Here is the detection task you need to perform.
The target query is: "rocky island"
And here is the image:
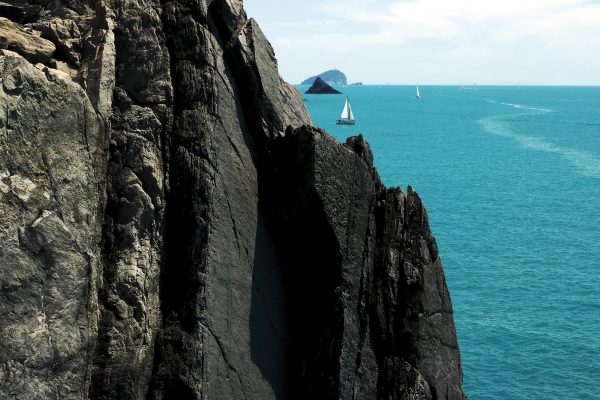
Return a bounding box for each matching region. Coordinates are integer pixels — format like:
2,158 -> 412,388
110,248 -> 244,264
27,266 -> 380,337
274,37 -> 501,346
305,76 -> 342,94
0,1 -> 466,399
302,68 -> 348,86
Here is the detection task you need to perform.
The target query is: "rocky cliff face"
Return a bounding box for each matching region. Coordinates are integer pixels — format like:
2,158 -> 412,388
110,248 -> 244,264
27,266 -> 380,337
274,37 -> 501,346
0,1 -> 466,399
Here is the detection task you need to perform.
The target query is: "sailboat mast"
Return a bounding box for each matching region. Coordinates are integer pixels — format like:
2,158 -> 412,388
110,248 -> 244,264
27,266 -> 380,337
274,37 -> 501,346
346,97 -> 351,120
341,97 -> 349,119
348,98 -> 353,121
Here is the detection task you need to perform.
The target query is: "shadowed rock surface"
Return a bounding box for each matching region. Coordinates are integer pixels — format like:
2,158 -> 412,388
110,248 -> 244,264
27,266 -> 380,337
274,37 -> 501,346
305,76 -> 342,94
0,1 -> 466,399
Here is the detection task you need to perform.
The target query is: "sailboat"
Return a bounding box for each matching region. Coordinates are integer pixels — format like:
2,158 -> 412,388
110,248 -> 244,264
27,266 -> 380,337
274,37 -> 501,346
416,85 -> 421,99
336,97 -> 356,125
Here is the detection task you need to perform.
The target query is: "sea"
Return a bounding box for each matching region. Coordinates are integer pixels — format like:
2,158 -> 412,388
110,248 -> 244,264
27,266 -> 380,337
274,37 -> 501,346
302,85 -> 600,400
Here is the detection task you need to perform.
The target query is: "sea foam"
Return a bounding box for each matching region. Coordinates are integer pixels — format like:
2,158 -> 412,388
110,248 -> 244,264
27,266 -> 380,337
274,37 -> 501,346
487,100 -> 554,113
479,115 -> 600,179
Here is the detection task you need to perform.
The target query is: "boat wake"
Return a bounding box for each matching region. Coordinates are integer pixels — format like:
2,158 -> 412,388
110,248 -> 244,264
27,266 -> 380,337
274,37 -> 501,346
488,100 -> 554,113
479,116 -> 600,179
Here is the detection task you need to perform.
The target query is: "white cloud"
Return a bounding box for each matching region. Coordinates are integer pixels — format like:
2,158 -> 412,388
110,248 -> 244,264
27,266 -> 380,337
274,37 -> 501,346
245,0 -> 600,84
276,0 -> 600,50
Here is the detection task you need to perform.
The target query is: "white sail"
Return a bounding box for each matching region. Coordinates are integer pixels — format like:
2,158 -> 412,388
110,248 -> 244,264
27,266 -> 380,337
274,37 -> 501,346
416,85 -> 421,98
340,98 -> 350,119
337,97 -> 356,124
348,100 -> 355,120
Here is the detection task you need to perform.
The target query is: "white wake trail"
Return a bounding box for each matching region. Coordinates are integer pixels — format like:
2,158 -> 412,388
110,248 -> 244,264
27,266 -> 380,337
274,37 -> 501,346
488,100 -> 554,113
479,116 -> 600,179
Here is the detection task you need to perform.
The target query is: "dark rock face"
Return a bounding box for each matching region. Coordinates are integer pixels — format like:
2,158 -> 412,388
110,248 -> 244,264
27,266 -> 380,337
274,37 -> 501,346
302,68 -> 348,85
0,1 -> 466,400
263,128 -> 465,400
0,3 -> 25,23
305,76 -> 342,94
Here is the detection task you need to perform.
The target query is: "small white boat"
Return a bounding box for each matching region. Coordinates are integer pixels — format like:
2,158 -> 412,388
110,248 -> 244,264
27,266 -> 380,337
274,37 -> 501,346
336,97 -> 356,125
416,85 -> 421,99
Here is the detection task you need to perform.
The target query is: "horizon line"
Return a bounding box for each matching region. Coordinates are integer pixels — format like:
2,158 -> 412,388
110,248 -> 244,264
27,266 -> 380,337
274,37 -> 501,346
294,83 -> 600,87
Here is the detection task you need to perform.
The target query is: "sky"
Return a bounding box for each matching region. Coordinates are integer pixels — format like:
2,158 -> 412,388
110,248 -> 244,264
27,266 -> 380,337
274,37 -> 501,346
243,0 -> 600,85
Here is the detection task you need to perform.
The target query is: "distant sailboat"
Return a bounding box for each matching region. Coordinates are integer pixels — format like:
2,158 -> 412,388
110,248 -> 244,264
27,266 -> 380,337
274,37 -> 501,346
336,97 -> 356,125
416,85 -> 421,99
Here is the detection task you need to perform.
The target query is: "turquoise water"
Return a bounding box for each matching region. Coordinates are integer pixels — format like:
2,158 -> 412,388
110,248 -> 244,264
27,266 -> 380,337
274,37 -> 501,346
302,85 -> 600,400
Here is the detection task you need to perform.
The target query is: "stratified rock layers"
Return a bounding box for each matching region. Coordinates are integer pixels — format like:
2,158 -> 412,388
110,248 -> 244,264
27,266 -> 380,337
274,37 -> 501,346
0,1 -> 466,400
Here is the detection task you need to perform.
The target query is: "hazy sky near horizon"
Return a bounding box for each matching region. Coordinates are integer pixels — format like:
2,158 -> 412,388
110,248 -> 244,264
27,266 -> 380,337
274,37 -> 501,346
243,0 -> 600,85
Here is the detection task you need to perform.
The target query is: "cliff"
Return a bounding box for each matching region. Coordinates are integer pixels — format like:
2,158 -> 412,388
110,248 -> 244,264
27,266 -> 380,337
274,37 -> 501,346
0,1 -> 466,399
305,76 -> 342,94
301,69 -> 348,86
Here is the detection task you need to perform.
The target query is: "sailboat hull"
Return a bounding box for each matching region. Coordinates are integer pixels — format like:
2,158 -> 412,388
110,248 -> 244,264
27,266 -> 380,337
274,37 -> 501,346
336,119 -> 356,125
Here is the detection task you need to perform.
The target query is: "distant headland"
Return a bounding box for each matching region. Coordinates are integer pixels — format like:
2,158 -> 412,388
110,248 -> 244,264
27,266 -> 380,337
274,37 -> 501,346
301,69 -> 348,85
